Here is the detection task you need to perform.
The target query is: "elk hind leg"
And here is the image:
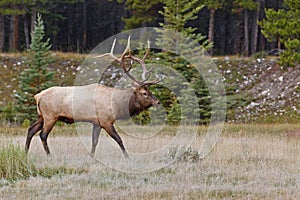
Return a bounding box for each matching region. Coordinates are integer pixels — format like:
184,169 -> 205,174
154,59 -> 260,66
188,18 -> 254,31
39,119 -> 56,155
90,124 -> 101,157
103,124 -> 129,158
25,116 -> 44,153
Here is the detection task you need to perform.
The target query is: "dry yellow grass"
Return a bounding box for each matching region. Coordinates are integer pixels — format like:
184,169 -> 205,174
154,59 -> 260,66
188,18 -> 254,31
0,123 -> 299,199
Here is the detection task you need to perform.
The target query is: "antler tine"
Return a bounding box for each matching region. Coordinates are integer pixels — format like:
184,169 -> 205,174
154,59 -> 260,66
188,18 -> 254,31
141,77 -> 162,87
94,38 -> 118,60
110,38 -> 117,55
142,40 -> 150,60
94,36 -> 141,84
95,36 -> 131,60
121,35 -> 131,60
126,39 -> 153,82
95,36 -> 161,86
128,55 -> 151,81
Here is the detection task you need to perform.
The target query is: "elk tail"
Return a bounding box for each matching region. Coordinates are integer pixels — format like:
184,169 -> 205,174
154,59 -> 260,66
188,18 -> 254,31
34,93 -> 42,116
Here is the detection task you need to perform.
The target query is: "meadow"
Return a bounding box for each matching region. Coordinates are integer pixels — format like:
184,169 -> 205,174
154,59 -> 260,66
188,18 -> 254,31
1,49 -> 299,199
0,123 -> 299,199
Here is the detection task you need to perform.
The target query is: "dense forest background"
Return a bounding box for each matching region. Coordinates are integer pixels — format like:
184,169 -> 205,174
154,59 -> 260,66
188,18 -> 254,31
0,0 -> 284,55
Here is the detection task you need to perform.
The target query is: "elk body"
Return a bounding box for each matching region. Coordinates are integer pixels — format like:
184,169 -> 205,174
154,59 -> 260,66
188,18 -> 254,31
25,37 -> 160,158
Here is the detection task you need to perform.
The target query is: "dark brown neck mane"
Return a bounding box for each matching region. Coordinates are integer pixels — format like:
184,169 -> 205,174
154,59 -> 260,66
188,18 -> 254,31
129,92 -> 146,117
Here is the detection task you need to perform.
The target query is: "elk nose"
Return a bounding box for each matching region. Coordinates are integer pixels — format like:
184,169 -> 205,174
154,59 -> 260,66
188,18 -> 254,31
155,100 -> 160,106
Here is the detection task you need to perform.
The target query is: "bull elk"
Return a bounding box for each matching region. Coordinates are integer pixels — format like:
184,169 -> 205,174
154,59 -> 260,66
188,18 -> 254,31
25,36 -> 160,158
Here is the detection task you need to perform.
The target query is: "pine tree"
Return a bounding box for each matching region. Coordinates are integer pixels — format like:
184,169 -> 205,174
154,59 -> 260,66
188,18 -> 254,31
260,0 -> 300,67
116,0 -> 162,29
156,0 -> 212,54
15,13 -> 55,123
155,0 -> 213,124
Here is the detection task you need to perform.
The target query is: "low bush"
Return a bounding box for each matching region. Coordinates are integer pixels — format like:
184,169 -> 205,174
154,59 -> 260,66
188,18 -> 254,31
166,146 -> 201,163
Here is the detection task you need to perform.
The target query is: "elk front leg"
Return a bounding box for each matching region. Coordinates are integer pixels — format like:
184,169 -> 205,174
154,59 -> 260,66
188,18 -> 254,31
103,124 -> 129,158
90,124 -> 101,157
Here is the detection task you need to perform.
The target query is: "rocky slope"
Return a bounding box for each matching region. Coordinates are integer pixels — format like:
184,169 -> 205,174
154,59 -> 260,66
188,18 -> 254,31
0,53 -> 299,123
217,58 -> 299,122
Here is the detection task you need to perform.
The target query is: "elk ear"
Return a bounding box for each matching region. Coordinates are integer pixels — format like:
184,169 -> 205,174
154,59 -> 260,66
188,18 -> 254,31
131,82 -> 140,90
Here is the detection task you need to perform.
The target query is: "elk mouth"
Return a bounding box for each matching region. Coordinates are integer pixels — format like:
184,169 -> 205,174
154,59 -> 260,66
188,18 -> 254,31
153,100 -> 160,106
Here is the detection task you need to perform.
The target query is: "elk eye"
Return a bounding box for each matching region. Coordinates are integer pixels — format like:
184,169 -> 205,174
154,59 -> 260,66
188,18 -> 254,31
143,92 -> 147,97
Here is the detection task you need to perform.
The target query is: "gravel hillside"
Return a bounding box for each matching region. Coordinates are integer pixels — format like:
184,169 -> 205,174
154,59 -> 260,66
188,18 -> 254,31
0,53 -> 299,123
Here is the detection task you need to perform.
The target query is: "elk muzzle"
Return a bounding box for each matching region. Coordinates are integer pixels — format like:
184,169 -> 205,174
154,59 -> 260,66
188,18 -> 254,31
152,97 -> 160,106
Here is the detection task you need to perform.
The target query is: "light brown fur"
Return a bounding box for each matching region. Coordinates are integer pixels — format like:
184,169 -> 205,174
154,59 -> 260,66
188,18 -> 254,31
25,36 -> 161,158
25,83 -> 159,157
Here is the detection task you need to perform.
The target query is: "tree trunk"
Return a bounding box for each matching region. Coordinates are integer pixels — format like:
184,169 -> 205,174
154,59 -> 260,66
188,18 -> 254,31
234,21 -> 242,55
258,0 -> 266,51
9,15 -> 19,51
82,0 -> 87,52
251,0 -> 261,55
208,8 -> 215,55
67,5 -> 74,51
243,9 -> 249,56
31,12 -> 37,33
24,15 -> 30,49
0,15 -> 4,52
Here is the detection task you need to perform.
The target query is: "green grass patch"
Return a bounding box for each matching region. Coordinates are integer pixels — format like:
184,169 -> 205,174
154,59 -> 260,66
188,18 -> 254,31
0,142 -> 37,181
0,142 -> 87,183
223,123 -> 300,136
37,166 -> 87,179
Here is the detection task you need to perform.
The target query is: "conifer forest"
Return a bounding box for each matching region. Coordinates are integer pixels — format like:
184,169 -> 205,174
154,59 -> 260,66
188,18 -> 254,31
0,0 -> 298,56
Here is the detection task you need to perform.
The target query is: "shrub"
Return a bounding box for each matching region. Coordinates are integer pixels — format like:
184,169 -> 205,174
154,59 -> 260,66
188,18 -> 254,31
253,51 -> 268,59
166,146 -> 201,163
0,102 -> 18,124
21,119 -> 31,128
260,0 -> 300,67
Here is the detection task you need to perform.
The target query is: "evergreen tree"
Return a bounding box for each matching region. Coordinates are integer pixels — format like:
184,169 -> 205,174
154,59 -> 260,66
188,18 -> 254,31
157,0 -> 212,54
116,0 -> 162,29
15,13 -> 55,123
155,0 -> 213,124
260,0 -> 300,67
0,1 -> 26,15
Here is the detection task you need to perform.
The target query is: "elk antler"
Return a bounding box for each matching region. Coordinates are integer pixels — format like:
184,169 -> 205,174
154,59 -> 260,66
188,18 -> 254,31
95,36 -> 160,86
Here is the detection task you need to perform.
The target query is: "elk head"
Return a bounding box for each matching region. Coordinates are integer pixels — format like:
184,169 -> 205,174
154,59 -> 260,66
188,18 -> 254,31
95,36 -> 161,117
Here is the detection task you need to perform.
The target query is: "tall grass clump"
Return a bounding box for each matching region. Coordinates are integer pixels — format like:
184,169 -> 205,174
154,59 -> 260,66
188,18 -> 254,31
0,142 -> 37,181
0,141 -> 87,183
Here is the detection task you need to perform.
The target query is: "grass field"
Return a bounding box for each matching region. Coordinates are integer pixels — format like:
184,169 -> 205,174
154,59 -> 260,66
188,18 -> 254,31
0,123 -> 299,199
